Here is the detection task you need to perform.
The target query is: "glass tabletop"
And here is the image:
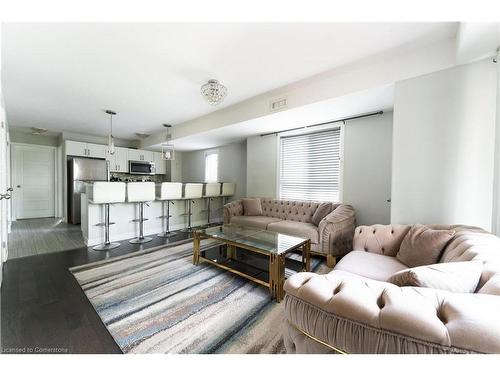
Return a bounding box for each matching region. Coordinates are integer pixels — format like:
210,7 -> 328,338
196,224 -> 308,255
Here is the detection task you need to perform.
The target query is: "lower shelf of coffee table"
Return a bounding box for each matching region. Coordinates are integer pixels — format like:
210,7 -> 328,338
199,245 -> 304,286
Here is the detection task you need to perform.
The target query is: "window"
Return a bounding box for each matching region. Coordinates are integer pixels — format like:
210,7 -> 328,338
279,128 -> 341,202
205,150 -> 218,182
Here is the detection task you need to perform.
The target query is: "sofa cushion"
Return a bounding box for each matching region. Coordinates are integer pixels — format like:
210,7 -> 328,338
260,199 -> 322,223
230,215 -> 282,229
353,224 -> 411,257
397,224 -> 455,267
388,261 -> 483,293
311,203 -> 332,226
334,250 -> 408,281
267,220 -> 319,244
242,198 -> 263,216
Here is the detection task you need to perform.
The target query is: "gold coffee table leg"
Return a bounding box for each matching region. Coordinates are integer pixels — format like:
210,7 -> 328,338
304,240 -> 311,272
193,232 -> 200,265
269,253 -> 285,302
227,244 -> 236,260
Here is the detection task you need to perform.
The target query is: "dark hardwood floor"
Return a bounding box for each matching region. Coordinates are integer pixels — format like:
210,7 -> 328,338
0,230 -> 194,354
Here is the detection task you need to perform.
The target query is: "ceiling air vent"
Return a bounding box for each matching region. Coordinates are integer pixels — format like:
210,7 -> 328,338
269,97 -> 287,112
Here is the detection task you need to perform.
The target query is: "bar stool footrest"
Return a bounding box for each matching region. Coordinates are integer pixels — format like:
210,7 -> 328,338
131,218 -> 149,223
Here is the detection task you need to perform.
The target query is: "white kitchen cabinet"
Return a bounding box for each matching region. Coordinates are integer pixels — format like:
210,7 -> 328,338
106,146 -> 129,173
115,147 -> 129,173
65,140 -> 87,157
154,152 -> 166,175
128,149 -> 153,162
66,140 -> 106,159
86,143 -> 106,158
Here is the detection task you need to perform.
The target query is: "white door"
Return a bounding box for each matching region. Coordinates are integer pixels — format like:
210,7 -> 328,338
13,144 -> 56,219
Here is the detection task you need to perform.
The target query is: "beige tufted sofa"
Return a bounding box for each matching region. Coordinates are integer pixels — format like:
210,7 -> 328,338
283,224 -> 500,354
223,198 -> 356,264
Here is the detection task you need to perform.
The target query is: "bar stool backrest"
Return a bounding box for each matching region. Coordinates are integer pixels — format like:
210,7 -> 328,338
221,182 -> 236,197
157,182 -> 183,200
89,182 -> 126,204
183,183 -> 203,199
204,182 -> 221,197
127,182 -> 156,202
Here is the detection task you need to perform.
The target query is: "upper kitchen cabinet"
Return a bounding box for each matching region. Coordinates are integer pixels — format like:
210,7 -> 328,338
86,143 -> 107,158
128,149 -> 153,162
106,146 -> 129,173
65,140 -> 87,157
154,152 -> 166,175
66,140 -> 106,159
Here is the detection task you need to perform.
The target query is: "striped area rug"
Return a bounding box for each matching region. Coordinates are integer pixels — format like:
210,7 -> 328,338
70,239 -> 327,354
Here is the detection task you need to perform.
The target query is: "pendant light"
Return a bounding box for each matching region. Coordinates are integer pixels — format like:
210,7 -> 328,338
105,110 -> 116,155
161,124 -> 175,160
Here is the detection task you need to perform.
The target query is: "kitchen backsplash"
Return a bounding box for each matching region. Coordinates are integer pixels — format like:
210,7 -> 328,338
110,172 -> 170,183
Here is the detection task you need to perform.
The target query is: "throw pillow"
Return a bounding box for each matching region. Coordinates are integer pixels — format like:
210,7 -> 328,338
388,261 -> 483,293
312,203 -> 333,226
242,198 -> 263,216
396,224 -> 455,267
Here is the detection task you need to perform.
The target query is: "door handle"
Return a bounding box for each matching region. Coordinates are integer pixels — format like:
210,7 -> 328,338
0,193 -> 11,200
7,187 -> 13,192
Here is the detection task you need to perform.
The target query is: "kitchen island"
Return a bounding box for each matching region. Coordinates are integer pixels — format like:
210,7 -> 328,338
80,182 -> 224,246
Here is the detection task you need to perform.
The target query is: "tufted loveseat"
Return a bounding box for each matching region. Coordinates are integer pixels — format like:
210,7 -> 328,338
223,198 -> 356,264
283,224 -> 500,354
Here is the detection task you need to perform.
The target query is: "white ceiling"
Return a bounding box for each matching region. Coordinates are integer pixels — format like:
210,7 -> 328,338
2,23 -> 458,141
169,84 -> 395,151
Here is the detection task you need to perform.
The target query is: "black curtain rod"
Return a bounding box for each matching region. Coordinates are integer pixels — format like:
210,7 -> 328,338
260,110 -> 384,137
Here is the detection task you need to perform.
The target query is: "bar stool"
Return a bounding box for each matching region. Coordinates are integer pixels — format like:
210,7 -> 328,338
221,182 -> 236,205
156,182 -> 183,238
202,182 -> 221,228
90,182 -> 126,251
127,182 -> 155,244
181,183 -> 203,232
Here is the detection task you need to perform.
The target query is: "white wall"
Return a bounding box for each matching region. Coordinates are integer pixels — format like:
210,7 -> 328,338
246,135 -> 279,198
343,112 -> 393,225
391,59 -> 498,230
246,113 -> 394,226
182,141 -> 247,200
9,129 -> 59,147
493,54 -> 500,234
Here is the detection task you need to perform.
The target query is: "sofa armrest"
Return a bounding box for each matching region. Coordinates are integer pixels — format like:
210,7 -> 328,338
223,199 -> 243,224
284,271 -> 500,353
317,204 -> 356,257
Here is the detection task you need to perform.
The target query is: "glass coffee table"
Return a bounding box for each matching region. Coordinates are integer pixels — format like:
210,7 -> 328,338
193,224 -> 311,302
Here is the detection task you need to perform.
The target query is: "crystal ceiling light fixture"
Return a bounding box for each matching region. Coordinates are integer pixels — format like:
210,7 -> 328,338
161,124 -> 175,160
201,79 -> 227,106
105,110 -> 116,155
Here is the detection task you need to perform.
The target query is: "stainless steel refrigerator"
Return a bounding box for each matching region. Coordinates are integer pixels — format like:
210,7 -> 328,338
67,156 -> 108,224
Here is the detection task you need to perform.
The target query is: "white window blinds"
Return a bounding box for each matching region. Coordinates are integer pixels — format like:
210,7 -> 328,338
279,128 -> 341,202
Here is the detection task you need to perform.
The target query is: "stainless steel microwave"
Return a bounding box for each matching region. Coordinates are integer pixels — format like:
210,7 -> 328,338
129,160 -> 156,175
